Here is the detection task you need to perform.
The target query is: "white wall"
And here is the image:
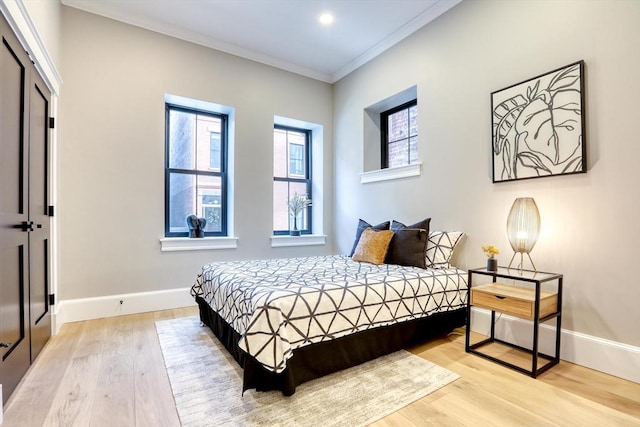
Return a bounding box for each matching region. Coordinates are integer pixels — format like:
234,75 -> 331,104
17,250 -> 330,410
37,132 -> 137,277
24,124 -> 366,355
57,6 -> 334,302
333,0 -> 640,348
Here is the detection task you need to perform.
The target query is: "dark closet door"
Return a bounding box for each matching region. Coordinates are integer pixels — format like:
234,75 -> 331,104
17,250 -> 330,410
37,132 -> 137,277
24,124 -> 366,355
28,72 -> 52,362
0,13 -> 52,403
0,14 -> 33,404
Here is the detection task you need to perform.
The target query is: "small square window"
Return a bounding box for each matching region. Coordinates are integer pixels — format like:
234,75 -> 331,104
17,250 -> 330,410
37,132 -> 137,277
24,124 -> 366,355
381,100 -> 418,169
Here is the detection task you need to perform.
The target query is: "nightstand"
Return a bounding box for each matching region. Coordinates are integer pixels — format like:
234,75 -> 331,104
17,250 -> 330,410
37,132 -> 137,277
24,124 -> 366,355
465,266 -> 563,377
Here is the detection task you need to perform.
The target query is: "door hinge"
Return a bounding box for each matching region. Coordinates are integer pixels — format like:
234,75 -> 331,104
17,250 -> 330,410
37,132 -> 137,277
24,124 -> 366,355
49,294 -> 55,306
49,117 -> 55,129
48,205 -> 55,217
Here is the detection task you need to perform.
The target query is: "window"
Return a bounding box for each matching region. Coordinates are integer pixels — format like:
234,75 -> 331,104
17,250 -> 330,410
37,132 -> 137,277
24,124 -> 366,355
273,125 -> 311,235
381,100 -> 418,168
165,104 -> 228,237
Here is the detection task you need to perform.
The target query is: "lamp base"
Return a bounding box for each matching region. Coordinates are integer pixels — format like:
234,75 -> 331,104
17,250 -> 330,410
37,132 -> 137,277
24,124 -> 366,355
507,252 -> 537,273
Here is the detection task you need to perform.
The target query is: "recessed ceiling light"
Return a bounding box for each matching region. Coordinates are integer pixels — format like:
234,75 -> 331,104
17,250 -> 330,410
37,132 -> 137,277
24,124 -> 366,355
319,13 -> 334,26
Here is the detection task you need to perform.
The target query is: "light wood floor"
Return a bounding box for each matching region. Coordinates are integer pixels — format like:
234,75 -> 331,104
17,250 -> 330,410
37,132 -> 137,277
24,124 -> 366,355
3,307 -> 639,426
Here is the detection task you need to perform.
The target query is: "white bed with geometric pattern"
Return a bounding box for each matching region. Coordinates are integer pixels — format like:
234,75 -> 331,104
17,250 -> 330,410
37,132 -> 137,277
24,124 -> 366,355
191,254 -> 468,395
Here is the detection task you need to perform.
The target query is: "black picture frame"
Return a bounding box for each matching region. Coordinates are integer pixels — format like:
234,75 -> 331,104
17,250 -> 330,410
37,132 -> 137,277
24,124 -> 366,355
491,60 -> 586,183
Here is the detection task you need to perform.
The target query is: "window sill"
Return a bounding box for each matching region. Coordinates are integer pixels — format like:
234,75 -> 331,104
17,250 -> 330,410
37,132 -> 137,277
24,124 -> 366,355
270,234 -> 327,247
159,236 -> 239,252
360,162 -> 422,184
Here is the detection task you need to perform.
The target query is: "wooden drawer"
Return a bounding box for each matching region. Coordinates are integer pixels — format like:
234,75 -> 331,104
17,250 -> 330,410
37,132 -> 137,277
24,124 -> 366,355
471,283 -> 557,320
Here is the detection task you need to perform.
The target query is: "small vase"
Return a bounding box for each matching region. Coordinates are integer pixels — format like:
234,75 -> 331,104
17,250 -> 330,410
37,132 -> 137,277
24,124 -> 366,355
290,214 -> 301,236
487,257 -> 498,272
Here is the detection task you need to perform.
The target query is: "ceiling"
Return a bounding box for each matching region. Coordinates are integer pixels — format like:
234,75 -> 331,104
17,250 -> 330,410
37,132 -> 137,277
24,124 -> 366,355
61,0 -> 461,83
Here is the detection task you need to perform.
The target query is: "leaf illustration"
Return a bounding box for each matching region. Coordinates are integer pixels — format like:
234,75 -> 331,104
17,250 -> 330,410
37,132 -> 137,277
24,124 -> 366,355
526,80 -> 541,101
532,89 -> 552,105
515,89 -> 582,166
548,64 -> 581,92
501,139 -> 513,179
551,89 -> 582,115
493,94 -> 527,154
517,151 -> 552,175
562,155 -> 583,173
559,139 -> 584,173
554,119 -> 576,132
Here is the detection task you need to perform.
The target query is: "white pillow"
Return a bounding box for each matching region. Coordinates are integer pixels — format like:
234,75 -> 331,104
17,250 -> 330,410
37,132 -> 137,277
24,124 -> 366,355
425,231 -> 465,269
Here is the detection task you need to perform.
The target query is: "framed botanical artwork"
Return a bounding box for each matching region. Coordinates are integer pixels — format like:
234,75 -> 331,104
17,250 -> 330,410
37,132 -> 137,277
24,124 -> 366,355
491,60 -> 586,183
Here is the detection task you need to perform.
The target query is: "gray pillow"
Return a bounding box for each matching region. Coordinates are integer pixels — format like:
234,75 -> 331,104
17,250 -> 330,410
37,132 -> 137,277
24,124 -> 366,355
385,218 -> 431,268
349,219 -> 391,257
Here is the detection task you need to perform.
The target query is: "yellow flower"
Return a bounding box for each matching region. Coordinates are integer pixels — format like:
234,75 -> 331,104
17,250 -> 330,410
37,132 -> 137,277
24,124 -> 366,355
482,244 -> 500,258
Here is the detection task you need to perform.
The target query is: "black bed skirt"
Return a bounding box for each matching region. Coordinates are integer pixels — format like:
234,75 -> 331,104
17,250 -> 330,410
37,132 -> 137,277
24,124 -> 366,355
195,296 -> 466,396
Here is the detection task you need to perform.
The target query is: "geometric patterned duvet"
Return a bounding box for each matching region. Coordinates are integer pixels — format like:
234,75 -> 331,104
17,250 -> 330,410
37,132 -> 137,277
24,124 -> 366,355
190,255 -> 468,374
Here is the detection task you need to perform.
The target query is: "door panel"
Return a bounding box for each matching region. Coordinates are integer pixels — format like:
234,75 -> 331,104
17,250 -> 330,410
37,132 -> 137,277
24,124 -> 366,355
29,77 -> 52,361
0,17 -> 32,404
0,37 -> 24,215
0,246 -> 30,405
0,246 -> 27,358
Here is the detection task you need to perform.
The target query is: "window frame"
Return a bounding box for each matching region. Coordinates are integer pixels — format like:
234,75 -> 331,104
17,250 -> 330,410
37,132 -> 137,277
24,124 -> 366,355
164,103 -> 228,237
273,124 -> 312,236
380,99 -> 418,169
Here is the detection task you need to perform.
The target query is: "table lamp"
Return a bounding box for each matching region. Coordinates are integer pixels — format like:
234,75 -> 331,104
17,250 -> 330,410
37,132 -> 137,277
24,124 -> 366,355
506,197 -> 540,272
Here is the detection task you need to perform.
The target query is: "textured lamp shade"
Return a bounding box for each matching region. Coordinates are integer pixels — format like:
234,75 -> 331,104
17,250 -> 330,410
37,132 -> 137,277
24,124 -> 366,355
507,198 -> 540,271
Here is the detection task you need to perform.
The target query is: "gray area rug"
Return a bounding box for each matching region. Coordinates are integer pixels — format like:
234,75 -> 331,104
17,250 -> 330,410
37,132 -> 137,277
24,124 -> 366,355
156,316 -> 459,427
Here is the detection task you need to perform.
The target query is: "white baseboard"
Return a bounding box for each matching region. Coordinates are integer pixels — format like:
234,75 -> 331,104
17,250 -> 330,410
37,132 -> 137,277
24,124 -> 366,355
52,287 -> 197,334
470,308 -> 640,384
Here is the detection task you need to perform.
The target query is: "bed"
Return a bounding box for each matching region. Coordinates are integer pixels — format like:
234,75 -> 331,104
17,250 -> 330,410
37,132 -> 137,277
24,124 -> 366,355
190,253 -> 468,396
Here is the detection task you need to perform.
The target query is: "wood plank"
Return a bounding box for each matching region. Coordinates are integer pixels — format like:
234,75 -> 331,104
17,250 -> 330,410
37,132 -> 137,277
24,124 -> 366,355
41,354 -> 103,426
132,312 -> 181,427
41,319 -> 109,427
371,389 -> 465,427
429,380 -> 551,426
1,322 -> 83,427
89,316 -> 135,427
542,362 -> 640,418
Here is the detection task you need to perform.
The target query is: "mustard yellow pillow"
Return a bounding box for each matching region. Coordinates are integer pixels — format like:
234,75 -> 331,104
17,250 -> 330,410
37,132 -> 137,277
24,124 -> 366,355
352,227 -> 395,265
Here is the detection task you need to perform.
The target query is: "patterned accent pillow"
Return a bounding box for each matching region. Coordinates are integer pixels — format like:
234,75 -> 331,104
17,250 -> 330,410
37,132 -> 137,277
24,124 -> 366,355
352,228 -> 395,265
349,219 -> 391,257
425,231 -> 465,269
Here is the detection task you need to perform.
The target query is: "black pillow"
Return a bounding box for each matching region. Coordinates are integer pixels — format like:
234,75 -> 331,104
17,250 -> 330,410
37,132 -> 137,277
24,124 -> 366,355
349,219 -> 391,257
385,218 -> 431,268
391,218 -> 431,232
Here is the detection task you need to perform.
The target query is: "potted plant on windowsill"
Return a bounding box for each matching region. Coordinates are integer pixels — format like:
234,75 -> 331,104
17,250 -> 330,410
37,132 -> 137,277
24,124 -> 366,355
287,193 -> 311,236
